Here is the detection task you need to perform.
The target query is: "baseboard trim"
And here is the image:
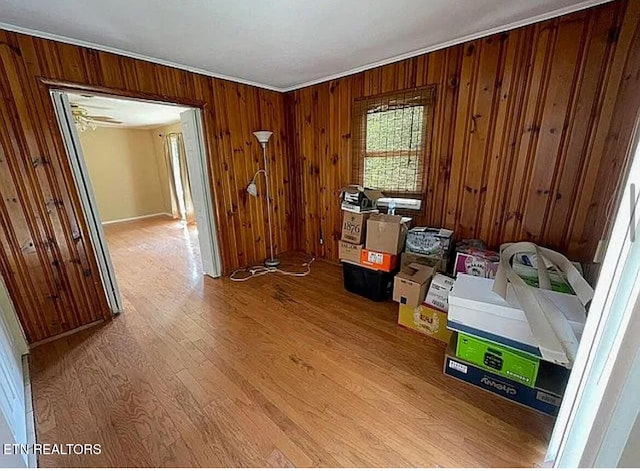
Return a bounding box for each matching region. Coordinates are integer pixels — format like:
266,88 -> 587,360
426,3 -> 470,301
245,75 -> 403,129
22,356 -> 37,468
102,212 -> 173,225
29,319 -> 105,348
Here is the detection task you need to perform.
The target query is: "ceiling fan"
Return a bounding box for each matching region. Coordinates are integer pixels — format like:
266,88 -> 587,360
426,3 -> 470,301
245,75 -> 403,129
70,103 -> 122,132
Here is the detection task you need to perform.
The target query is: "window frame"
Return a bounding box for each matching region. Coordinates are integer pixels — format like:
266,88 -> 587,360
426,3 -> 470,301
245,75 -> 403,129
351,85 -> 436,203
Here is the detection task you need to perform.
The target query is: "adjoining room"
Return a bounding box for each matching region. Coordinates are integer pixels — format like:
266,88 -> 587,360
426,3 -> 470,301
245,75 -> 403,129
63,93 -> 217,313
0,0 -> 638,468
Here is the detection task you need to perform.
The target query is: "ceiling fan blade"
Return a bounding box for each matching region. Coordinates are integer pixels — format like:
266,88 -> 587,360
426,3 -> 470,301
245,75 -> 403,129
70,102 -> 112,111
84,104 -> 112,110
89,116 -> 123,124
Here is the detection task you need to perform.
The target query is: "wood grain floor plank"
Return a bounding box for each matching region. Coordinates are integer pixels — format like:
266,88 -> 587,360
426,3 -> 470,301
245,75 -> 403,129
29,217 -> 554,467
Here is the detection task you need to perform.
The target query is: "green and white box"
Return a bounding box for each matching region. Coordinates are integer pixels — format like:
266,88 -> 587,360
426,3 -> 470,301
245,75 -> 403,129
448,274 -> 587,356
456,332 -> 540,386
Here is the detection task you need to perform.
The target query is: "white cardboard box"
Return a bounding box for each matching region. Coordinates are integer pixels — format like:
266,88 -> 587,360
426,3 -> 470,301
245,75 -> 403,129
448,274 -> 586,356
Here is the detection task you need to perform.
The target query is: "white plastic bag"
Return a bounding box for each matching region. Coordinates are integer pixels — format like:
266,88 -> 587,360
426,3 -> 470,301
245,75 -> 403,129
493,242 -> 594,367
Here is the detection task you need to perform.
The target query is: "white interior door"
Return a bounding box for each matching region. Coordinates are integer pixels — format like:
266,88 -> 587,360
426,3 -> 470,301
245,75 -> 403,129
548,116 -> 640,467
180,109 -> 222,278
0,276 -> 29,467
51,91 -> 123,314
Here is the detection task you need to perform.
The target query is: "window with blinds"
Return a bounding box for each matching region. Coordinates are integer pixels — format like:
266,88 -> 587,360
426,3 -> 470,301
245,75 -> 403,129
352,86 -> 435,201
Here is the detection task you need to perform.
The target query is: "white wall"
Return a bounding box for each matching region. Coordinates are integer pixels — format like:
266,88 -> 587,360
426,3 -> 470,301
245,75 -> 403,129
79,127 -> 171,222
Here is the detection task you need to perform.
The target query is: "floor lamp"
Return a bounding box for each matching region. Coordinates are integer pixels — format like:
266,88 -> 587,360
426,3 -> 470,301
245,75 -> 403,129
248,131 -> 280,268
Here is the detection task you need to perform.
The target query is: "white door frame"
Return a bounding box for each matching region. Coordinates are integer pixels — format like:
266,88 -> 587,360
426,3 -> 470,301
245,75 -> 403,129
0,275 -> 29,467
547,115 -> 640,467
51,90 -> 222,315
51,90 -> 123,314
180,109 -> 222,278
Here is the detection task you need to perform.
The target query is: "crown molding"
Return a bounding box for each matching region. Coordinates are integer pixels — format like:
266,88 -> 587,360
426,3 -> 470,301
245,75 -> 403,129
282,0 -> 613,91
0,0 -> 613,93
0,21 -> 285,92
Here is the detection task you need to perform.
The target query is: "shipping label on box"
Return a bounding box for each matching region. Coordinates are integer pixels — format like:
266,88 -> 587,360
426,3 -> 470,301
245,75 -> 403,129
360,249 -> 398,272
341,210 -> 376,244
338,241 -> 363,265
424,273 -> 455,312
398,303 -> 451,344
425,291 -> 448,312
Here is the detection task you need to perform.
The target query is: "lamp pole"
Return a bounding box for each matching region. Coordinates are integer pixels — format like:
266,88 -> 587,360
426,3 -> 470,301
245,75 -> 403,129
253,131 -> 280,268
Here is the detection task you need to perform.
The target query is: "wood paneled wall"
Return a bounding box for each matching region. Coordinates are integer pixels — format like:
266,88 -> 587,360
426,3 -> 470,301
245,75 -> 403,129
286,0 -> 640,264
2,0 -> 639,344
0,31 -> 292,343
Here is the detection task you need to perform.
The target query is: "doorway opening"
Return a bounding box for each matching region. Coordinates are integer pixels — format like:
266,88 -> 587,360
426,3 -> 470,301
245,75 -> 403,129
51,90 -> 222,316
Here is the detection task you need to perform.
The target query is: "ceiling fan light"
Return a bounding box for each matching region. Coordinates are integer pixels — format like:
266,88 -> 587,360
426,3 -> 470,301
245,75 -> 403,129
71,105 -> 98,132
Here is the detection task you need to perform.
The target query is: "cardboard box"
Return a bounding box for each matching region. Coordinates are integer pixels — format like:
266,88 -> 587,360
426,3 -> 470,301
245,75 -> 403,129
366,214 -> 411,254
400,252 -> 445,272
405,227 -> 454,257
341,210 -> 377,244
444,335 -> 568,417
360,248 -> 398,272
456,332 -> 540,386
338,241 -> 363,265
398,303 -> 452,344
339,185 -> 385,213
448,274 -> 587,356
424,273 -> 455,312
453,250 -> 500,279
511,254 -> 575,294
393,263 -> 435,307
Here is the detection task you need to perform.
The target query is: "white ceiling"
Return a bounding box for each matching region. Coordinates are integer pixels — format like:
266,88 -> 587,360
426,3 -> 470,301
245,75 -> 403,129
68,93 -> 189,129
0,0 -> 610,91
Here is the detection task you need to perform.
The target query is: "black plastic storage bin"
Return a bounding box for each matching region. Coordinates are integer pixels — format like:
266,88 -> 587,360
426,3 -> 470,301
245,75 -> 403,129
342,262 -> 395,302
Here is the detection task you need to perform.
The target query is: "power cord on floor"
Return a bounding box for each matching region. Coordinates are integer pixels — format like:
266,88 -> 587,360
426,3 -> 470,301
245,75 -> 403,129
229,257 -> 315,282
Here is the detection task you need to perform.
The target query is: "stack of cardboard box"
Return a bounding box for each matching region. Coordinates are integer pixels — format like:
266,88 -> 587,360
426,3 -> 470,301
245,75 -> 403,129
338,185 -> 382,266
392,227 -> 456,344
338,186 -> 412,301
393,263 -> 453,343
337,189 -> 582,417
338,210 -> 375,265
360,213 -> 410,271
442,240 -> 585,416
383,229 -> 583,416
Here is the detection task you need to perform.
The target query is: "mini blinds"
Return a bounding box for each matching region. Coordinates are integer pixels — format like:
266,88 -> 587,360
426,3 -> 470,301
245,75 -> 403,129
352,86 -> 435,198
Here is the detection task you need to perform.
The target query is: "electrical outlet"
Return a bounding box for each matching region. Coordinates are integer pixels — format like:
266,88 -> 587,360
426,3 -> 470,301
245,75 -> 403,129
319,237 -> 324,245
593,239 -> 607,264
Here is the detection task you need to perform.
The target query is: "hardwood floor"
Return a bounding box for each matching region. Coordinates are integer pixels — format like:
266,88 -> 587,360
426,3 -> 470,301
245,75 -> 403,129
30,216 -> 554,467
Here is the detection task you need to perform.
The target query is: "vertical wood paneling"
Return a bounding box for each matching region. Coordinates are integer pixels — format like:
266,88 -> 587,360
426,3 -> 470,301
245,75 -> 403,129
567,0 -> 640,257
0,30 -> 292,344
287,0 -> 639,264
1,0 -> 638,346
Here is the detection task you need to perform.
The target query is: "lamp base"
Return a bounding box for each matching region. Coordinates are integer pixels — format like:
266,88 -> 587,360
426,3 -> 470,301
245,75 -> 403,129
264,258 -> 281,268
